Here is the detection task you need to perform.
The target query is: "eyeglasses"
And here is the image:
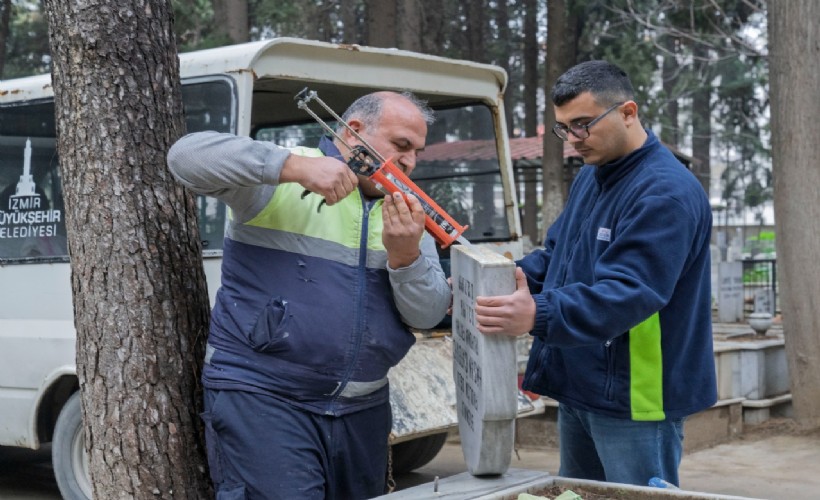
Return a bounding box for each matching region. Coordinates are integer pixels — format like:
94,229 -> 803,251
552,102 -> 624,141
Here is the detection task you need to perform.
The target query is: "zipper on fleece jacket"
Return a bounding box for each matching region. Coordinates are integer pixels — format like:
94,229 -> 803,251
604,339 -> 616,401
327,192 -> 373,415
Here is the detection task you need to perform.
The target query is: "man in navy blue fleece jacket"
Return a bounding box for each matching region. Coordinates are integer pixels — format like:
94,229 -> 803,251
474,61 -> 716,488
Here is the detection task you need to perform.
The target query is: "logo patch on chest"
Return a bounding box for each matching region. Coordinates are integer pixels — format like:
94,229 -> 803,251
596,227 -> 611,242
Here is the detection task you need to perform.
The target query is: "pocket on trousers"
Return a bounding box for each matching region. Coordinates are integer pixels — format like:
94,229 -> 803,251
249,297 -> 291,353
216,484 -> 247,500
200,410 -> 224,486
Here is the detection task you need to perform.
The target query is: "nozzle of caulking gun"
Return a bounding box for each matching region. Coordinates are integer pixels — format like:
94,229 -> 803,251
455,235 -> 473,248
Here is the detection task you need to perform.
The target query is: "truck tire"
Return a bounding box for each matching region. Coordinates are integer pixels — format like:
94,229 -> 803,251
390,432 -> 448,474
52,392 -> 92,500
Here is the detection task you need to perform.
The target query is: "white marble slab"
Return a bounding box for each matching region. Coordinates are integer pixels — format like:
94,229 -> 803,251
451,244 -> 518,476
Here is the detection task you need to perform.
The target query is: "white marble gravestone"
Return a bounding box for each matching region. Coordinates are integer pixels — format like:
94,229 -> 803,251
717,261 -> 744,323
451,244 -> 518,476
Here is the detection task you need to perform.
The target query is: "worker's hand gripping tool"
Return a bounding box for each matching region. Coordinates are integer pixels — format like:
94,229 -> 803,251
295,88 -> 469,248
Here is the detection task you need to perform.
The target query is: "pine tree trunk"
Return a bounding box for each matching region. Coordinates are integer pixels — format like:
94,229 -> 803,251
0,0 -> 11,78
366,0 -> 397,48
397,0 -> 422,51
541,0 -> 572,239
43,1 -> 212,497
691,42 -> 711,194
420,0 -> 448,56
521,0 -> 539,244
768,0 -> 820,430
214,0 -> 249,44
495,0 -> 514,134
660,35 -> 679,147
339,0 -> 364,44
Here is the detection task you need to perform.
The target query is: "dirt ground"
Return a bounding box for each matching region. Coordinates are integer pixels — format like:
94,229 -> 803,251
395,418 -> 820,500
679,419 -> 820,499
3,419 -> 818,499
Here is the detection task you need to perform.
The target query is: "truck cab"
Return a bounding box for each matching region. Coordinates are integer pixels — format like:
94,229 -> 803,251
0,38 -> 540,499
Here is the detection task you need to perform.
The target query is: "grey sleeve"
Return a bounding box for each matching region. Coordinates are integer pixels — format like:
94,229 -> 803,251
167,131 -> 291,222
388,233 -> 452,329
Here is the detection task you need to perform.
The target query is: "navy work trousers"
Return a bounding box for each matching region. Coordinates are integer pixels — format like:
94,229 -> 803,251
202,388 -> 391,499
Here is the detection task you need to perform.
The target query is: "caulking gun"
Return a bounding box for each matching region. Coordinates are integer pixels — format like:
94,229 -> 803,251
295,88 -> 471,248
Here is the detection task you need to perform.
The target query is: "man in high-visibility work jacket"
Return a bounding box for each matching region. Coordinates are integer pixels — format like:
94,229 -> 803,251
168,91 -> 450,499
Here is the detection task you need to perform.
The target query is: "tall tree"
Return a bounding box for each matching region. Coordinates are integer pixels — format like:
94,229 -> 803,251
541,0 -> 573,236
659,33 -> 680,147
608,0 -> 767,200
43,1 -> 212,497
495,0 -> 514,133
768,0 -> 820,430
366,0 -> 397,47
0,0 -> 10,77
690,41 -> 712,194
520,0 -> 539,243
420,0 -> 448,55
397,0 -> 422,51
464,0 -> 486,62
214,0 -> 249,43
339,0 -> 366,44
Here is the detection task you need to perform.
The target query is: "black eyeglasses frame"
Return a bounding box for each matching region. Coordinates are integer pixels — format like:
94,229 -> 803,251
551,101 -> 625,141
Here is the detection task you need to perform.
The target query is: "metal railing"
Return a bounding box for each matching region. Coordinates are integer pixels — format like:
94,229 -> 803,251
741,259 -> 777,315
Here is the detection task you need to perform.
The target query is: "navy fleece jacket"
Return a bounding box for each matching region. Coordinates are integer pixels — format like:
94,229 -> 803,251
521,130 -> 717,420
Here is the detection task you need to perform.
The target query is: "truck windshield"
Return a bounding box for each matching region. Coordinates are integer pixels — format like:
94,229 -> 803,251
254,103 -> 511,243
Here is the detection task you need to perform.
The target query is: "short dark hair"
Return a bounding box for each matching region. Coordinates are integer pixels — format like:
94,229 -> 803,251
338,91 -> 435,132
551,60 -> 635,107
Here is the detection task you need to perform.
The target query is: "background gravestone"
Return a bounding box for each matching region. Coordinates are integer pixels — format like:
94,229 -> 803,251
717,261 -> 744,323
451,244 -> 518,476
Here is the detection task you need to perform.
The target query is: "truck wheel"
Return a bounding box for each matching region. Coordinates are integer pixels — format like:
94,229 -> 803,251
52,392 -> 92,500
390,432 -> 448,474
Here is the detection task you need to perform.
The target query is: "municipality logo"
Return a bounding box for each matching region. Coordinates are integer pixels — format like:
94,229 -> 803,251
0,138 -> 63,239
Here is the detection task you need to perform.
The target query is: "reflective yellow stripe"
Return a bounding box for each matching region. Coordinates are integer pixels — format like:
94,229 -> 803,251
243,147 -> 385,251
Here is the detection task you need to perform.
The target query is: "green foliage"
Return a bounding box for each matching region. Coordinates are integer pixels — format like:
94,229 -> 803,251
743,232 -> 776,261
172,0 -> 230,52
2,1 -> 49,79
0,0 -> 773,223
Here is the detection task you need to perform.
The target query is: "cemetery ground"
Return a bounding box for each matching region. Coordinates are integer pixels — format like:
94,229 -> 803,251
1,417 -> 819,499
394,418 -> 820,500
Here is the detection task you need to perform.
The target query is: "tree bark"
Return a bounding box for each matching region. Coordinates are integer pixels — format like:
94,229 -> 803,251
420,0 -> 447,56
768,0 -> 820,430
213,0 -> 249,44
397,0 -> 422,51
660,34 -> 679,147
366,0 -> 397,48
463,0 -> 486,62
0,0 -> 10,78
691,41 -> 711,194
339,0 -> 364,44
541,0 -> 572,239
495,0 -> 514,134
43,1 -> 212,497
521,0 -> 539,244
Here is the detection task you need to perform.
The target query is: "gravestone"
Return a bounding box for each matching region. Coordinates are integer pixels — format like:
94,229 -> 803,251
451,244 -> 518,476
753,289 -> 775,315
717,261 -> 744,323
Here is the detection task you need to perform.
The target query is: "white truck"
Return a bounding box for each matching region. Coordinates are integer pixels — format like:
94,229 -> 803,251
0,38 -> 541,499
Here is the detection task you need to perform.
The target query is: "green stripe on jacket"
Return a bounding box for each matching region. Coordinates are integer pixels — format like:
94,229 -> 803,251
629,312 -> 666,421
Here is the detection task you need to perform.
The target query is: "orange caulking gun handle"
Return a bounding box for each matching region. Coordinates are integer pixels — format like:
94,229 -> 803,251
370,158 -> 468,248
